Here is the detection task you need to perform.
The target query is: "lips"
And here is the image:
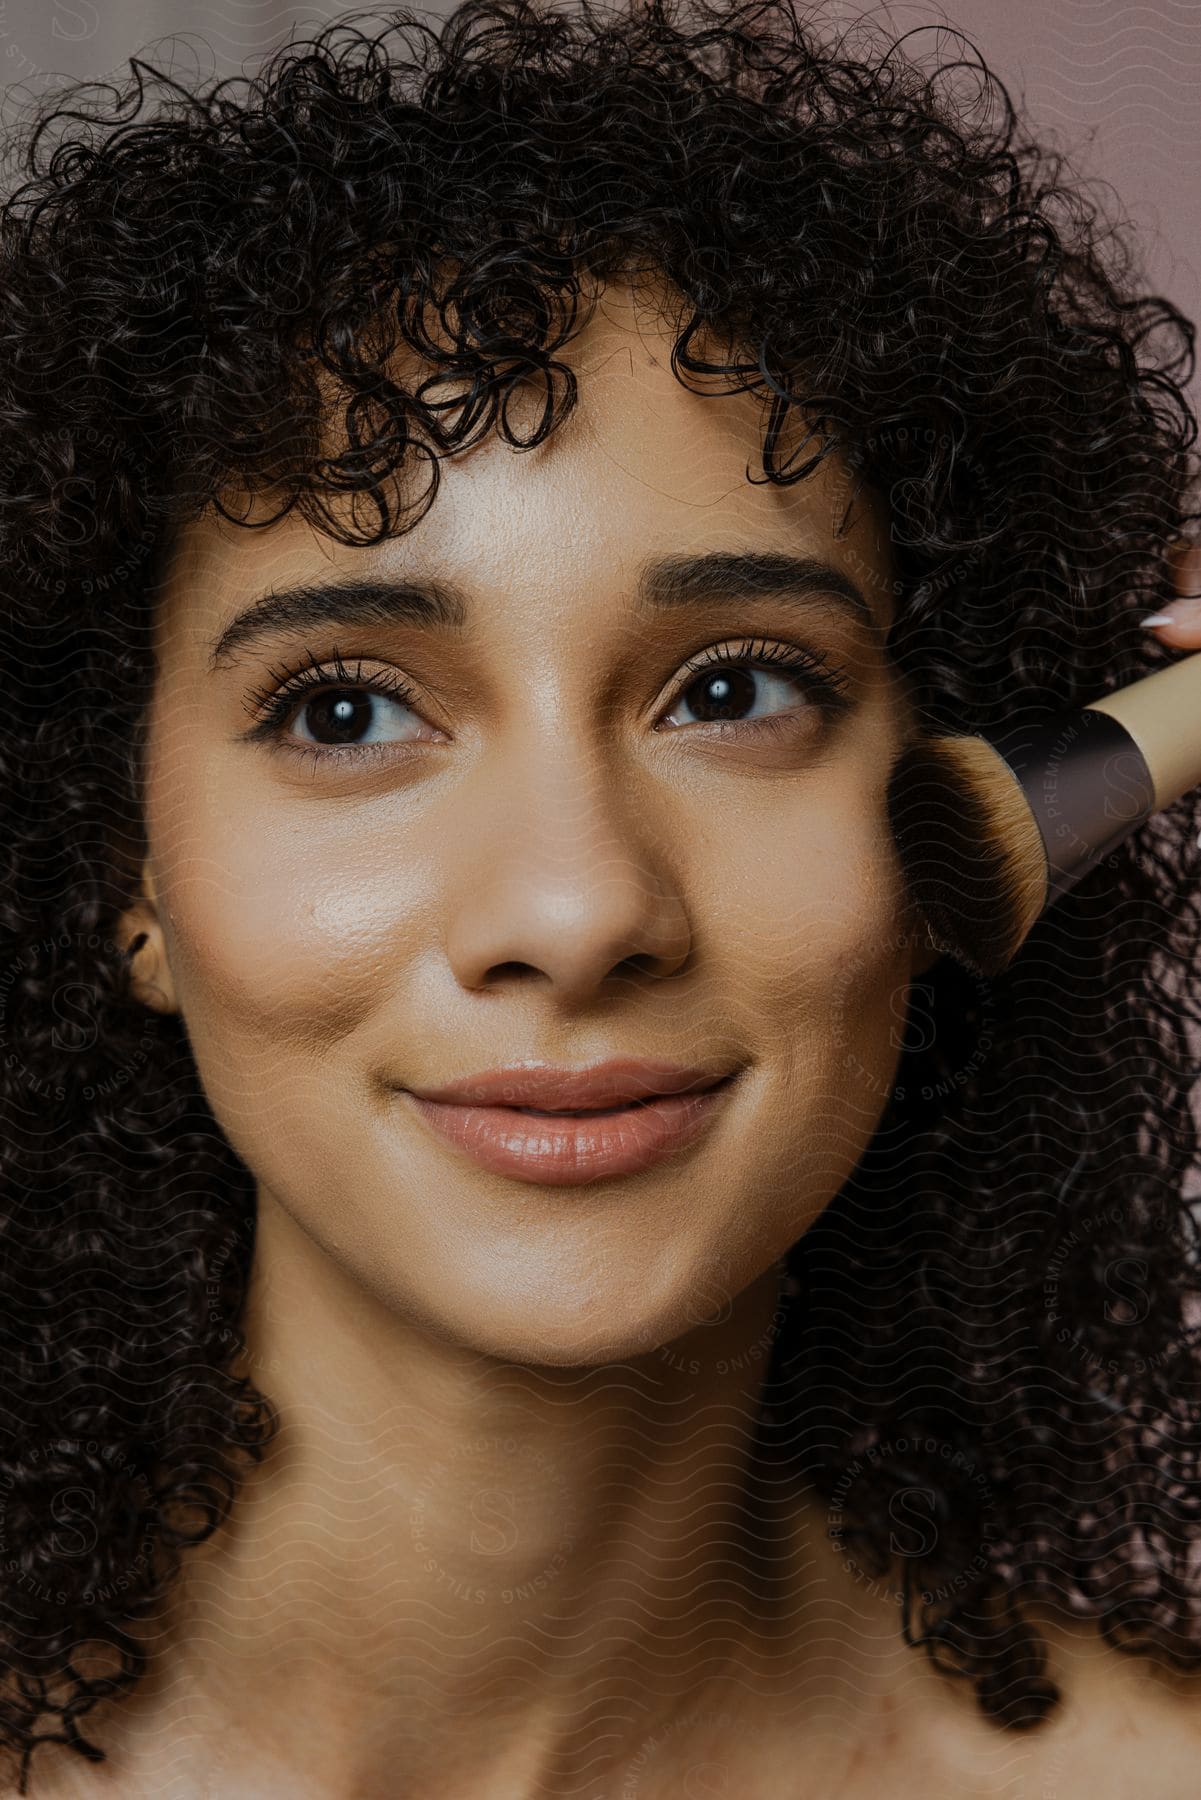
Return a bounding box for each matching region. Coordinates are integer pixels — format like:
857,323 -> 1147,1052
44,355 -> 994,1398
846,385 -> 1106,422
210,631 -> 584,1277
407,1058 -> 735,1113
402,1073 -> 739,1187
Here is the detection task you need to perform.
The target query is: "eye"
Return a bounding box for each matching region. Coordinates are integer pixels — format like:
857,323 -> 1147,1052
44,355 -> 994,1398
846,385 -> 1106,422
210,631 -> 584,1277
241,649 -> 440,760
658,638 -> 852,734
289,686 -> 422,748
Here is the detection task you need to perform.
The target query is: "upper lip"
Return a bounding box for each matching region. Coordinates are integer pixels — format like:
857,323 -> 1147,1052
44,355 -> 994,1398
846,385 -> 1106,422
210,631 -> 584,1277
408,1059 -> 736,1111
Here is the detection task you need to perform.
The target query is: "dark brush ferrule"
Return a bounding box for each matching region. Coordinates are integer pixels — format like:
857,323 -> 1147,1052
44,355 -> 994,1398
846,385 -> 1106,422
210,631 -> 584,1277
984,706 -> 1156,909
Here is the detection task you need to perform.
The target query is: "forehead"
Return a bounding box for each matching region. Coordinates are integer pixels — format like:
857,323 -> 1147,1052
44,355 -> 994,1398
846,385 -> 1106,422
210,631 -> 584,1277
159,284 -> 895,636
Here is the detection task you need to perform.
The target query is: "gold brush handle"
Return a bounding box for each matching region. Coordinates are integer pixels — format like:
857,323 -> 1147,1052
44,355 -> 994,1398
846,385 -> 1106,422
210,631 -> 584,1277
1085,649 -> 1201,811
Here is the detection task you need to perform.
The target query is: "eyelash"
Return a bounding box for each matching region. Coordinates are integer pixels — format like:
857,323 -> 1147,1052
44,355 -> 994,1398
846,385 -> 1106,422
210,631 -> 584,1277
240,638 -> 854,769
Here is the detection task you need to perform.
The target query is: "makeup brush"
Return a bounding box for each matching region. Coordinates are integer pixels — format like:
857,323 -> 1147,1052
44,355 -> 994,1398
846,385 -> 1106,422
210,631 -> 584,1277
886,650 -> 1201,977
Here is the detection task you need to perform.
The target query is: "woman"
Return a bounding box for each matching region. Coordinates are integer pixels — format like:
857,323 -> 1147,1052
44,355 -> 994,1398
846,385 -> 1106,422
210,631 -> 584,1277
1,0 -> 1200,1791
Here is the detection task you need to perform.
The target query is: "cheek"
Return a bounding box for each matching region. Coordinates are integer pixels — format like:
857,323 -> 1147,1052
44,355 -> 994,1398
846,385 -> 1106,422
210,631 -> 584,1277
714,757 -> 909,1036
707,754 -> 913,1180
145,749 -> 432,1064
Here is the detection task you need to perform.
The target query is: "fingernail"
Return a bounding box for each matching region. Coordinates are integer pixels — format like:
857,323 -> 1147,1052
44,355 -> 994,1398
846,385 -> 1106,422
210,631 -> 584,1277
1141,595 -> 1201,626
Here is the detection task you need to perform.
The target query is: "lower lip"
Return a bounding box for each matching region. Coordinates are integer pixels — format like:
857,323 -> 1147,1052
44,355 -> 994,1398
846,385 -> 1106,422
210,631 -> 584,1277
404,1079 -> 737,1186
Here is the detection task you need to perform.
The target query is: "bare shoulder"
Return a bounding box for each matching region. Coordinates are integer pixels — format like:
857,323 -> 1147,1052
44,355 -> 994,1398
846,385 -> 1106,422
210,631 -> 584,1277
738,1552 -> 1201,1800
1004,1602 -> 1201,1797
0,1743 -> 133,1800
740,1486 -> 1201,1800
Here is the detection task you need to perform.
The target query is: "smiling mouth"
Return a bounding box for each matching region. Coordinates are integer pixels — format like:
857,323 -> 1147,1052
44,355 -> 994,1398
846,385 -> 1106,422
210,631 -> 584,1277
403,1073 -> 739,1186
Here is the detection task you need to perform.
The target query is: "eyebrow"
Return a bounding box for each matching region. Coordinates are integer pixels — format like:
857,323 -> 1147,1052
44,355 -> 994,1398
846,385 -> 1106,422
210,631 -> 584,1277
207,549 -> 877,671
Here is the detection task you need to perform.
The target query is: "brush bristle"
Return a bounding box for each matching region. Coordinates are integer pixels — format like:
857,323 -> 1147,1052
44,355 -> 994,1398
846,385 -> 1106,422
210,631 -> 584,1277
886,734 -> 1049,977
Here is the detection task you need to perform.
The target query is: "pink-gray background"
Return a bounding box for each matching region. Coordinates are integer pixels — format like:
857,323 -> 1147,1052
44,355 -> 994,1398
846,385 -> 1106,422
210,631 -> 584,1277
1,0 -> 1197,413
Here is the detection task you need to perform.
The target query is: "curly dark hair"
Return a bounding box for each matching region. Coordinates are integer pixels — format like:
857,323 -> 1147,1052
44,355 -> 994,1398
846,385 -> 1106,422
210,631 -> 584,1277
0,0 -> 1198,1787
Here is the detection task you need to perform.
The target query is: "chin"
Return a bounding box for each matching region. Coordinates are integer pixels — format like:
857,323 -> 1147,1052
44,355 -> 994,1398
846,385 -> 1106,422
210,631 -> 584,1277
425,1270 -> 725,1370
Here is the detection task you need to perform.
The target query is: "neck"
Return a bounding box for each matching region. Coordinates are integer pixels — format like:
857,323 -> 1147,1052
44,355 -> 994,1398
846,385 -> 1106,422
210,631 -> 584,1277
119,1193 -> 854,1795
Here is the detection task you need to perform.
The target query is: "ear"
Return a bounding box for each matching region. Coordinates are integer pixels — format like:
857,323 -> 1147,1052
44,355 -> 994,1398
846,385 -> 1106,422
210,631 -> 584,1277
114,861 -> 179,1014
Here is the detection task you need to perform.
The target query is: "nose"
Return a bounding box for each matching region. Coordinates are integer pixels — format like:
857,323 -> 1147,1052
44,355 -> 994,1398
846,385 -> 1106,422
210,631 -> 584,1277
442,738 -> 692,1000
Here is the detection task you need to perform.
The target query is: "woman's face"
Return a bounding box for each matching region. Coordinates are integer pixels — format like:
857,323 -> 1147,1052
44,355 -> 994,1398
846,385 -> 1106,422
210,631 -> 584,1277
127,285 -> 922,1365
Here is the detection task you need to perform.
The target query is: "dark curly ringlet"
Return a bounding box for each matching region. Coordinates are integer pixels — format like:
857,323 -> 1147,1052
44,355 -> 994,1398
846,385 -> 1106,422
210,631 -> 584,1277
0,0 -> 1198,1786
